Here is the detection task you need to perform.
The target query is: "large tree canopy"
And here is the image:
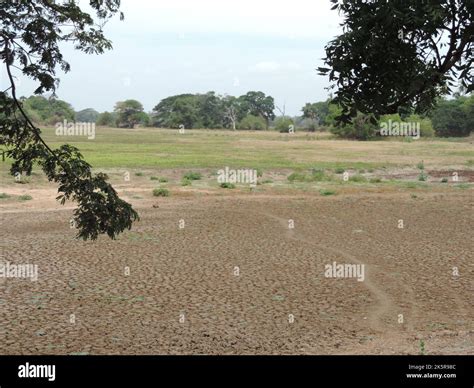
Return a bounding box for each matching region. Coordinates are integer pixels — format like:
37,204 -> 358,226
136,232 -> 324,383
319,0 -> 473,123
0,0 -> 139,240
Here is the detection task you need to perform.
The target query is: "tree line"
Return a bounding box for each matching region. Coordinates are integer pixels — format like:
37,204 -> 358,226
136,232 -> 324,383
21,92 -> 474,138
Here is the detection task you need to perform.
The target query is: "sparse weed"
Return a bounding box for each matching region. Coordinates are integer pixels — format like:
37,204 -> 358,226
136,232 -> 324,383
152,188 -> 169,197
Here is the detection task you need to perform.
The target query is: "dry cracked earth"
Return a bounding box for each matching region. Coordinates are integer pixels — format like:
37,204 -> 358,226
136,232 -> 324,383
0,192 -> 473,354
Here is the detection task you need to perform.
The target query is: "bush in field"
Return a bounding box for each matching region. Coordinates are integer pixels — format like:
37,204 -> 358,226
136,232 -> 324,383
152,188 -> 169,197
274,117 -> 294,133
379,113 -> 434,138
238,115 -> 266,130
331,113 -> 378,140
183,171 -> 202,180
220,182 -> 236,189
319,189 -> 336,196
431,97 -> 473,137
406,114 -> 434,137
288,169 -> 330,182
349,174 -> 367,183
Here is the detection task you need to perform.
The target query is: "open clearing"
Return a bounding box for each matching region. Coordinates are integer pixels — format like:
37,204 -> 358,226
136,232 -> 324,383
0,129 -> 473,354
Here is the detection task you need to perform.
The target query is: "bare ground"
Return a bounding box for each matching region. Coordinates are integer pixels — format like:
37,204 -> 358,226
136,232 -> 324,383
0,186 -> 472,355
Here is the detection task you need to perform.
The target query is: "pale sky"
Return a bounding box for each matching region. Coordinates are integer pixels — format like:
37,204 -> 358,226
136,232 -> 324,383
2,0 -> 343,115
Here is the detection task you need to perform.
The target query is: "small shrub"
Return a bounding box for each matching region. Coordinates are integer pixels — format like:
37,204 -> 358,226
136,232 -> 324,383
238,115 -> 266,130
349,174 -> 367,183
135,172 -> 144,176
334,167 -> 345,174
369,178 -> 382,183
152,188 -> 169,197
319,189 -> 336,196
181,179 -> 191,186
418,172 -> 428,182
18,194 -> 32,201
441,178 -> 448,183
262,179 -> 273,184
416,161 -> 425,170
150,176 -> 159,181
159,177 -> 168,183
183,171 -> 202,181
220,182 -> 236,189
256,168 -> 263,177
312,170 -> 330,182
288,172 -> 307,182
0,193 -> 11,199
330,113 -> 378,140
274,117 -> 294,133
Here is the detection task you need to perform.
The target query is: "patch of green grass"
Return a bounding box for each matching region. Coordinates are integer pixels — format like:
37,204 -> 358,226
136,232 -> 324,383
405,181 -> 428,189
220,182 -> 236,189
152,188 -> 169,197
441,177 -> 448,183
181,178 -> 192,186
455,183 -> 470,190
334,167 -> 345,174
158,177 -> 168,183
369,177 -> 382,183
261,179 -> 273,184
150,176 -> 159,181
416,161 -> 425,170
319,189 -> 336,196
183,171 -> 202,181
288,169 -> 330,183
18,194 -> 32,201
135,172 -> 144,176
349,174 -> 367,183
0,193 -> 11,199
288,172 -> 307,182
466,160 -> 474,166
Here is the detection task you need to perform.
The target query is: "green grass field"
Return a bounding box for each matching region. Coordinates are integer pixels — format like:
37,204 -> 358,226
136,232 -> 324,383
25,126 -> 474,171
1,127 -> 473,198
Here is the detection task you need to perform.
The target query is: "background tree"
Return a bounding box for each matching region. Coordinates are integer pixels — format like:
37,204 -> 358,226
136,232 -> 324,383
76,108 -> 100,123
152,94 -> 199,129
240,91 -> 275,130
319,0 -> 473,123
96,111 -> 116,126
198,92 -> 224,129
222,95 -> 241,130
114,99 -> 145,128
301,101 -> 331,130
21,95 -> 75,125
0,0 -> 138,240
